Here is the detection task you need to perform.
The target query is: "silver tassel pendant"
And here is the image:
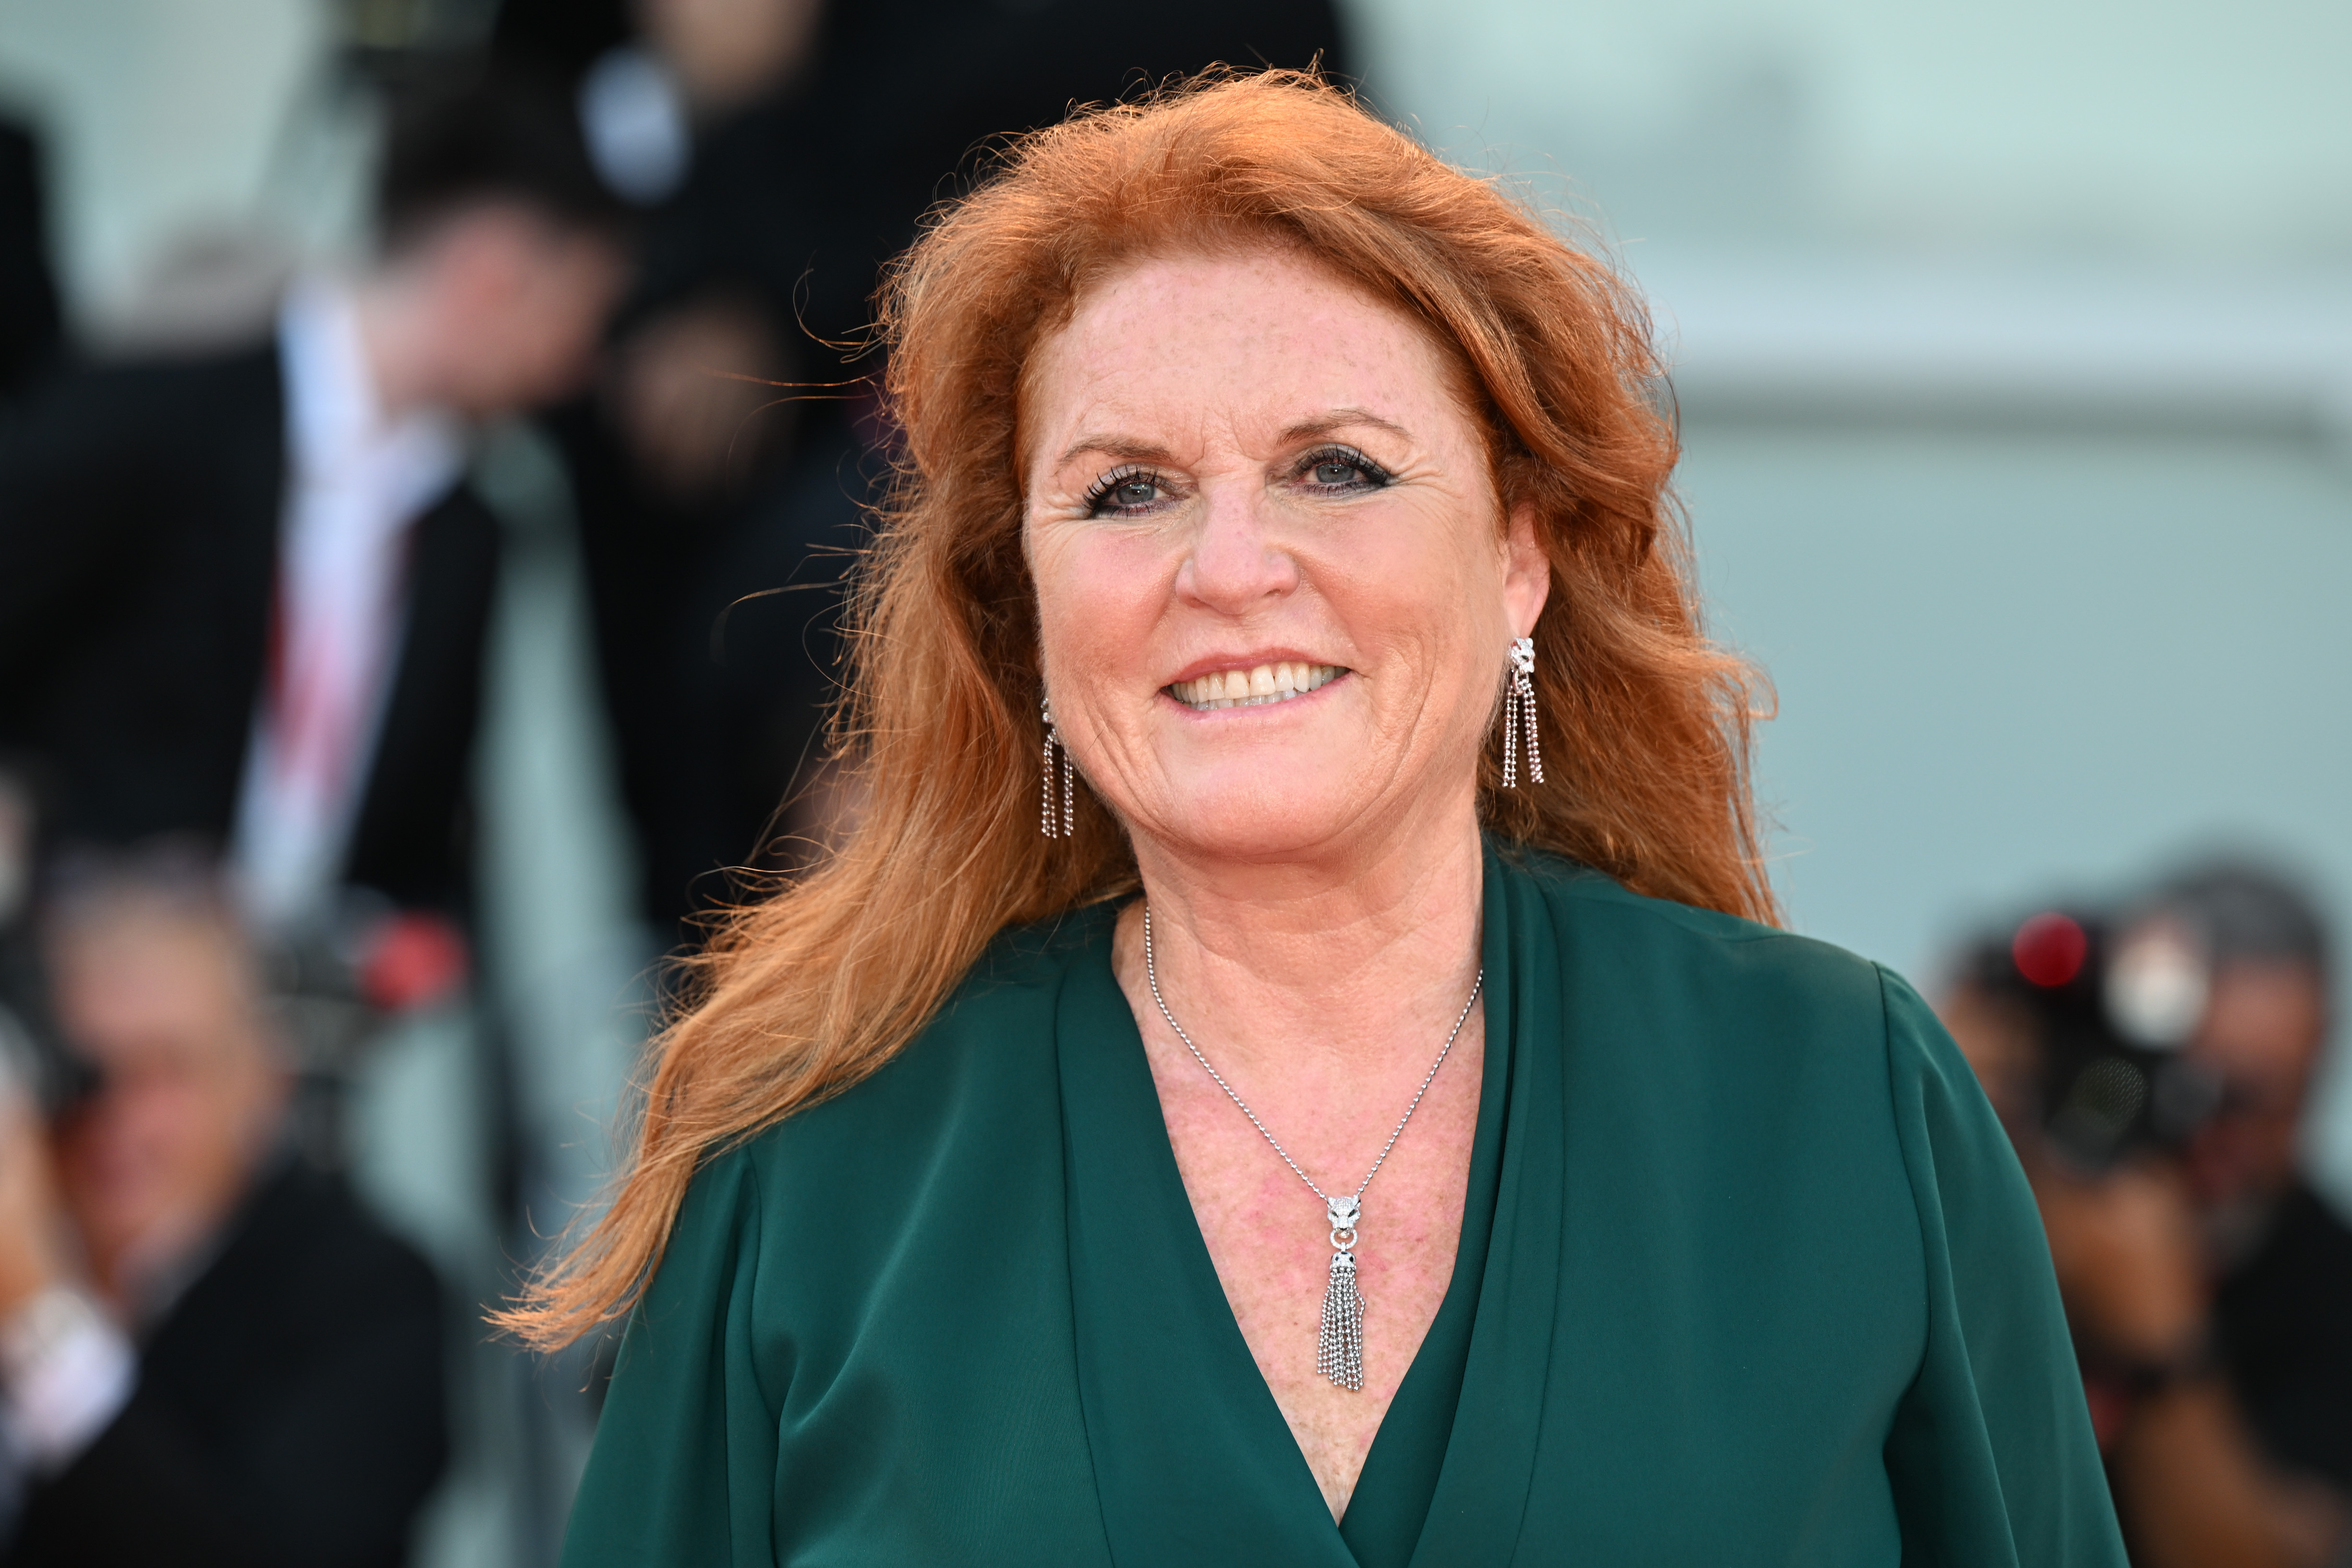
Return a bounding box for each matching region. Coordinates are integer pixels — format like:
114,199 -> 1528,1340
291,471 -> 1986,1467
1318,1194 -> 1365,1390
1318,1250 -> 1365,1390
1501,635 -> 1544,788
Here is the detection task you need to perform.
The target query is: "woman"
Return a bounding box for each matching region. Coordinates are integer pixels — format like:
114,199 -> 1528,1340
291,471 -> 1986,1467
522,72 -> 2124,1566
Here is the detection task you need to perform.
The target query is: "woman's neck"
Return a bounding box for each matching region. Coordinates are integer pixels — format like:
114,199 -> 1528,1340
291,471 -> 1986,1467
1123,805 -> 1486,1080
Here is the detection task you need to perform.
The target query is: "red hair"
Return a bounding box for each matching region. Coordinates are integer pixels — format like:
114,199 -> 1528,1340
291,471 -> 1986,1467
503,69 -> 1774,1349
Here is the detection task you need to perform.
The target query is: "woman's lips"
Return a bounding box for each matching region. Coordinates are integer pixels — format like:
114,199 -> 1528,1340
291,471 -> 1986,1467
1166,661 -> 1346,711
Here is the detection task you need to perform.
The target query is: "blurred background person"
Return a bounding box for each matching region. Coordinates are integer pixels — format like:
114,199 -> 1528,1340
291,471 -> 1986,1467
491,0 -> 1352,934
0,860 -> 445,1566
1941,861 -> 2350,1567
0,73 -> 624,957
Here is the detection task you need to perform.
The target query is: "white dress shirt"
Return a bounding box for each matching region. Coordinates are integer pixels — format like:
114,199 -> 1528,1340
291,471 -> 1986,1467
230,279 -> 464,933
0,1286 -> 135,1526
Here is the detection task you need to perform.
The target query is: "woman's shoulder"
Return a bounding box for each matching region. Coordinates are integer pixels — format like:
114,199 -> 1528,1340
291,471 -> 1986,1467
1497,844 -> 1986,1138
1498,844 -> 1890,1013
644,902 -> 1118,1372
708,900 -> 1120,1194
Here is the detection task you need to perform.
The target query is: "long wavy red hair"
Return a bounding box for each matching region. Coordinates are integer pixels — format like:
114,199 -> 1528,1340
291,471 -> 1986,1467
504,69 -> 1774,1348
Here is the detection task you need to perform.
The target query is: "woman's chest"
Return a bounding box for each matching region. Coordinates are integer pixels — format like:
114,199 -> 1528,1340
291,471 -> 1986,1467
753,1106 -> 1925,1568
1142,1042 -> 1482,1512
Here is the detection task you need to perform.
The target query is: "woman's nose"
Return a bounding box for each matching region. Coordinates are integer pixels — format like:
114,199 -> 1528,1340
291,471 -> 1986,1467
1174,480 -> 1299,612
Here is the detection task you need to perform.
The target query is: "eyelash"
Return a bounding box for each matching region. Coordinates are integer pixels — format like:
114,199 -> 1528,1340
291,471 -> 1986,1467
1083,464 -> 1167,518
1079,445 -> 1393,518
1294,444 -> 1391,491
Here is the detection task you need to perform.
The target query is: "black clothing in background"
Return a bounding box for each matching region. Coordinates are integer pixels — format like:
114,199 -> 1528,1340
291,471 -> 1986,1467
0,117 -> 63,401
625,0 -> 1355,349
0,344 -> 499,914
2,1162 -> 448,1568
510,0 -> 1350,930
555,397 -> 876,924
2212,1182 -> 2352,1492
490,0 -> 629,86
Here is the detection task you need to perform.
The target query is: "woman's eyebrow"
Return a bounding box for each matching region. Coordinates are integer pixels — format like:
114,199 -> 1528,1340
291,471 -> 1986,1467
1055,434 -> 1172,469
1280,407 -> 1415,445
1053,409 -> 1411,472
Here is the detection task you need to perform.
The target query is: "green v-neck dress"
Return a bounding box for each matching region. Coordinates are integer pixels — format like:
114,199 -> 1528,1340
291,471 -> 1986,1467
562,847 -> 2126,1566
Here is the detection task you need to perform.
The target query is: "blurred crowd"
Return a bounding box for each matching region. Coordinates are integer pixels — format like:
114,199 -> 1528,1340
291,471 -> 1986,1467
0,1 -> 2342,1565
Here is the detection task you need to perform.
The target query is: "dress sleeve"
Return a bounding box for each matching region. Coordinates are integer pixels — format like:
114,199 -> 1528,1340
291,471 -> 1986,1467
1876,965 -> 2128,1568
562,1149 -> 780,1568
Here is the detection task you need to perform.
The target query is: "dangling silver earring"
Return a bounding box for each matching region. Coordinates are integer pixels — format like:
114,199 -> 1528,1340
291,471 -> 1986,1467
1040,694 -> 1076,838
1501,636 -> 1544,788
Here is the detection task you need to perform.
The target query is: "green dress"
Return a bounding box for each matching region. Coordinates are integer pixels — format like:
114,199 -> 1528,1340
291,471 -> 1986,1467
563,847 -> 2125,1566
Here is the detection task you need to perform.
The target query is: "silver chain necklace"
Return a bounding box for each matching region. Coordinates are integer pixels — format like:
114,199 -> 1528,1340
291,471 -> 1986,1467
1141,906 -> 1484,1391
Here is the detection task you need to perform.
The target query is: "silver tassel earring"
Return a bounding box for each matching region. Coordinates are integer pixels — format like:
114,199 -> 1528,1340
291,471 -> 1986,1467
1501,635 -> 1544,788
1040,694 -> 1076,838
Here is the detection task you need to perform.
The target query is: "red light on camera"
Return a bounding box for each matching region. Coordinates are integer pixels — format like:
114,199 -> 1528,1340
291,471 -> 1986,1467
2013,912 -> 2088,988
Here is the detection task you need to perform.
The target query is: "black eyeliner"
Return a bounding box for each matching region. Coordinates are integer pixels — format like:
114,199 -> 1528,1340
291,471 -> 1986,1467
1083,463 -> 1163,516
1296,443 -> 1392,489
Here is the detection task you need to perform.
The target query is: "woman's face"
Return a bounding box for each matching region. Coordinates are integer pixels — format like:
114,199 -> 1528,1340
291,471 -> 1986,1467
1022,246 -> 1549,868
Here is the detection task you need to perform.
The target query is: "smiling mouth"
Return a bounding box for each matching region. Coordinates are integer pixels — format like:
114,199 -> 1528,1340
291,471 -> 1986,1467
1167,662 -> 1346,711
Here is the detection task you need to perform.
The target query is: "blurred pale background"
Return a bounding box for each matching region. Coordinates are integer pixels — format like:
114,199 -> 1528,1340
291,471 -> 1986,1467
2,0 -> 2347,1558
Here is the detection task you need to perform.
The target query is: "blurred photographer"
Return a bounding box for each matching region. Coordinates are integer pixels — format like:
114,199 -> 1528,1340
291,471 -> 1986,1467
1943,863 -> 2350,1567
0,861 -> 445,1566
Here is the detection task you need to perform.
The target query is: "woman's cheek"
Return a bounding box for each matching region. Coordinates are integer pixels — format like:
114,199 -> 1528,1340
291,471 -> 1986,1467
1065,529 -> 1174,640
1031,531 -> 1141,714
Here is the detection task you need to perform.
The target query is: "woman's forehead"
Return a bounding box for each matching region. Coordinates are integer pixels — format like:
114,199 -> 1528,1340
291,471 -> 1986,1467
1019,247 -> 1465,463
1051,246 -> 1416,361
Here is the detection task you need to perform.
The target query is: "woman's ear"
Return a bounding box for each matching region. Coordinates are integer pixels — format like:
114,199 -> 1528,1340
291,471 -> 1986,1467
1502,502 -> 1552,637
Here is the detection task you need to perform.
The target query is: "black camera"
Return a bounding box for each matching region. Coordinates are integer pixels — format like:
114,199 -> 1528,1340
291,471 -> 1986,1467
1966,906 -> 2223,1172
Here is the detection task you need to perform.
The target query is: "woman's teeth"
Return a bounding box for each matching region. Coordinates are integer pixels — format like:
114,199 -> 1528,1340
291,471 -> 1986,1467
1169,662 -> 1344,711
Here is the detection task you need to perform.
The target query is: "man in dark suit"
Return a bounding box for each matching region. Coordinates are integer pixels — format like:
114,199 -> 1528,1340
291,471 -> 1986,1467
0,866 -> 446,1567
0,79 -> 626,937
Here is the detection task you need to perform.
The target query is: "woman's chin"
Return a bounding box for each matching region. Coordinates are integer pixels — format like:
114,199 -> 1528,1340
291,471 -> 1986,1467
1139,778 -> 1387,864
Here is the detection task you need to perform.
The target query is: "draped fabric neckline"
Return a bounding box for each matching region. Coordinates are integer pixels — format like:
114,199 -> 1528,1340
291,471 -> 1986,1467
562,842 -> 2129,1567
1058,845 -> 1564,1567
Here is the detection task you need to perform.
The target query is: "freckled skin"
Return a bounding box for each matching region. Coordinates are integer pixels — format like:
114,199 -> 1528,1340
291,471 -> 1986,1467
1022,247 -> 1550,1518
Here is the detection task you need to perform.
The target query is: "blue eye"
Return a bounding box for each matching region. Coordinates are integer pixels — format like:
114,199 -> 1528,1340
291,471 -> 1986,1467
1084,466 -> 1170,517
1299,445 -> 1389,492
